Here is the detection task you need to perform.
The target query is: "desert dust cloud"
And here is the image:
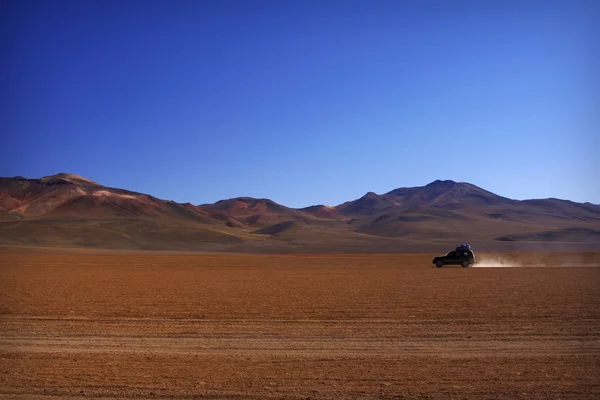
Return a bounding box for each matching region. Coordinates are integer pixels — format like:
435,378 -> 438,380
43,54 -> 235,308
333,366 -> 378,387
473,255 -> 522,268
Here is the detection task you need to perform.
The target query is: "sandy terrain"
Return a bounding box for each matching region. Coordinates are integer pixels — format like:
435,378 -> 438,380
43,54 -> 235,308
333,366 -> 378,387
1,251 -> 599,399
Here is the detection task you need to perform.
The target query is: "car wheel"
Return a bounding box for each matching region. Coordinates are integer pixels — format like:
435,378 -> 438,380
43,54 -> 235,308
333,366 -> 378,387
435,260 -> 444,268
461,260 -> 470,268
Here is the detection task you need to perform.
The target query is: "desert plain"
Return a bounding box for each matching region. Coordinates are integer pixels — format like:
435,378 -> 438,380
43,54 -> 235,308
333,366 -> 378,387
1,250 -> 599,399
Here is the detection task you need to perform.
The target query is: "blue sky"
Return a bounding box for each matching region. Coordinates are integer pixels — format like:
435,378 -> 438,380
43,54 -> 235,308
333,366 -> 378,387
2,0 -> 598,207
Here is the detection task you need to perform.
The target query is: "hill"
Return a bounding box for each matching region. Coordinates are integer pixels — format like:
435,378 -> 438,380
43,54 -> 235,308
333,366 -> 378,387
1,174 -> 599,252
198,197 -> 318,228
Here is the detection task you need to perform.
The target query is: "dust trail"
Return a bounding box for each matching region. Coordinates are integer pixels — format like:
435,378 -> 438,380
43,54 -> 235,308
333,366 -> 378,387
473,256 -> 521,268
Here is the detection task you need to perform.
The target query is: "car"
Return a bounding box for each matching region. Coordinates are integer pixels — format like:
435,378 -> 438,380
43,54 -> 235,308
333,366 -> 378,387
432,244 -> 476,268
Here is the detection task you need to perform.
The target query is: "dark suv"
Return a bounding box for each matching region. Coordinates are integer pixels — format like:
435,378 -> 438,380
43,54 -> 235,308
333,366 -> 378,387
433,244 -> 476,268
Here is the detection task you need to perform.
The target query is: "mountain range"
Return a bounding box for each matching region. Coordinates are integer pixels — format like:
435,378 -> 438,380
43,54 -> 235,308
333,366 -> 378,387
1,173 -> 599,252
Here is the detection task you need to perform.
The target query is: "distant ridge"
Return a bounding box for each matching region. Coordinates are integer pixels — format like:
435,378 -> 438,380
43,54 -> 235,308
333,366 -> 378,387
1,173 -> 599,252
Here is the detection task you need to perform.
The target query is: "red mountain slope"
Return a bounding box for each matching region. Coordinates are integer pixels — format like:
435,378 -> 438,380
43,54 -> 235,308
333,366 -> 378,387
0,174 -> 214,223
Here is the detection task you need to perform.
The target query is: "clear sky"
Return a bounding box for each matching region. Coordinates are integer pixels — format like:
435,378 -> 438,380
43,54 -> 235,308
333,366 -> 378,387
2,0 -> 598,207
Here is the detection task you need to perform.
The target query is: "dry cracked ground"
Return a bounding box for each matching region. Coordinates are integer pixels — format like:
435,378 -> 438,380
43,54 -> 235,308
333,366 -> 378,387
1,250 -> 599,399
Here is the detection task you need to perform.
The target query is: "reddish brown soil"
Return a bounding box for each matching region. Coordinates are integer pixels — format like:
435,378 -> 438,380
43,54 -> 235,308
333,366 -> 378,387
1,251 -> 599,399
